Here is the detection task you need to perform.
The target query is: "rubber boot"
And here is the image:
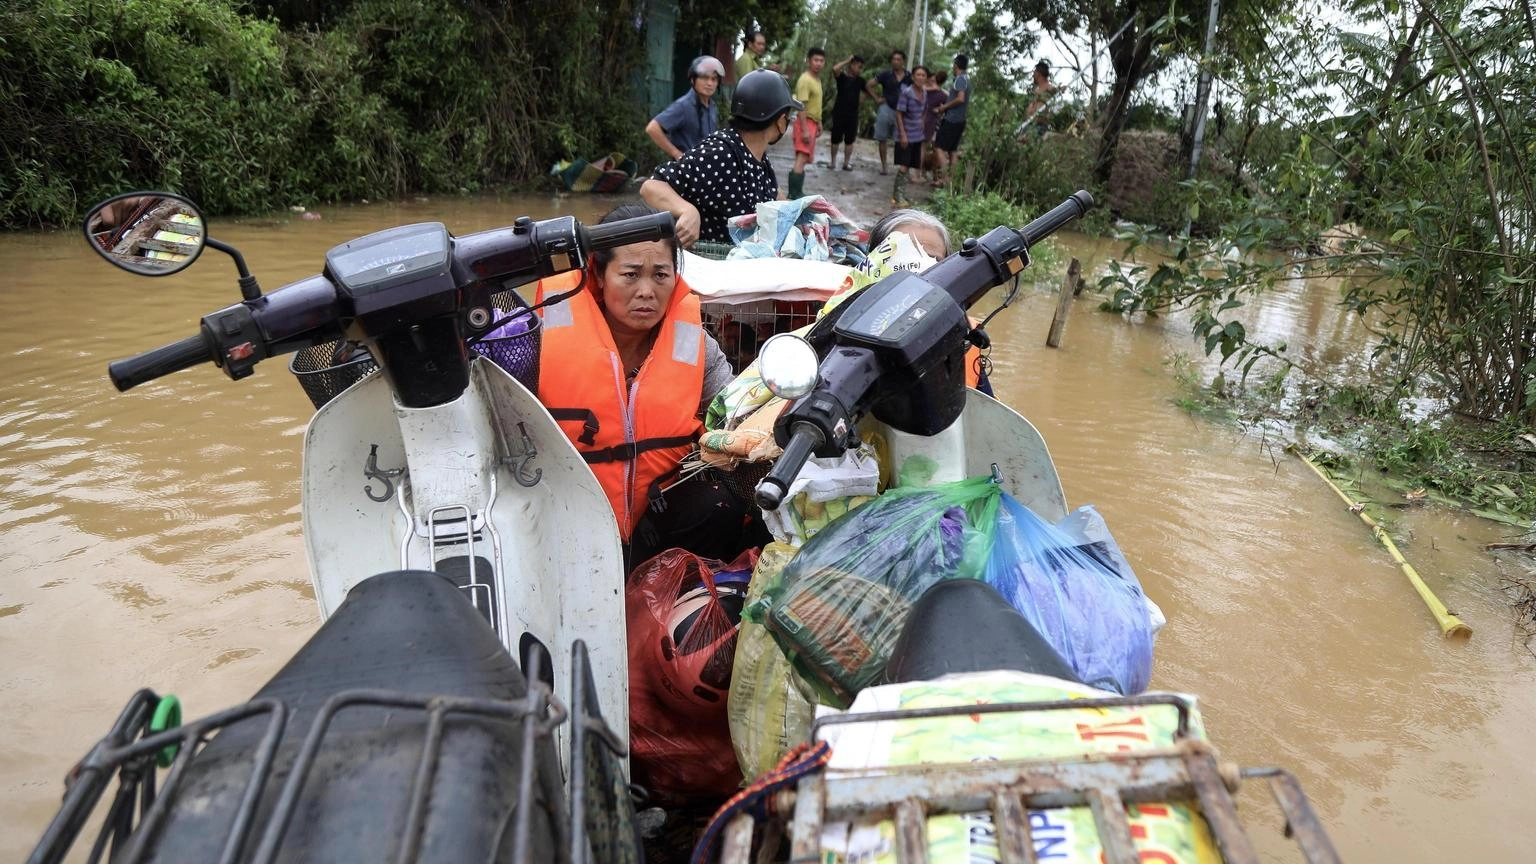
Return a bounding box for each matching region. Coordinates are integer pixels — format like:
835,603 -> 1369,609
892,171 -> 907,205
788,170 -> 805,200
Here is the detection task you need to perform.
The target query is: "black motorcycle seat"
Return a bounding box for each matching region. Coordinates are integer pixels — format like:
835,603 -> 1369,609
141,570 -> 557,863
885,578 -> 1080,684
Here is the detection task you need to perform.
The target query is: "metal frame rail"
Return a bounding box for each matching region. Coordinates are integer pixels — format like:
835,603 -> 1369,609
716,693 -> 1340,864
29,643 -> 635,864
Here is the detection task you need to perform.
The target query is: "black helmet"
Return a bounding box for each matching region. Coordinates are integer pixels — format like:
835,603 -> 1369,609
731,69 -> 803,122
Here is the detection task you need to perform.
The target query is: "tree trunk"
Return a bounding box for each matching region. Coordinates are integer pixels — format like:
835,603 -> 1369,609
1337,11 -> 1429,223
1093,34 -> 1152,187
1229,102 -> 1259,193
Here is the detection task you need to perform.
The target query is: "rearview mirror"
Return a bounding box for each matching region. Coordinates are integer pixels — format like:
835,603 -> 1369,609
83,192 -> 207,276
758,333 -> 819,400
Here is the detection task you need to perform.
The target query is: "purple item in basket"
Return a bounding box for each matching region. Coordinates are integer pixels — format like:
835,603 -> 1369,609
471,309 -> 541,391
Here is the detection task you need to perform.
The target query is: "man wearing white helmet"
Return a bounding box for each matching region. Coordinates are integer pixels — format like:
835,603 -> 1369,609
645,55 -> 725,159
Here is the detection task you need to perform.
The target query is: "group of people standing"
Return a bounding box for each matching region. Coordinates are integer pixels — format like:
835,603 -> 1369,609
868,49 -> 971,205
819,47 -> 974,205
640,32 -> 976,219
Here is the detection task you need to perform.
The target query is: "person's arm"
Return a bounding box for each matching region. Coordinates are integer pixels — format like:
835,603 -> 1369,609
639,178 -> 702,248
645,119 -> 683,160
865,74 -> 880,101
698,333 -> 735,416
935,90 -> 965,114
832,56 -> 851,74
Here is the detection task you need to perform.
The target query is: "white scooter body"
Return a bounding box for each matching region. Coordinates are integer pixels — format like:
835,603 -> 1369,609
300,356 -> 629,753
875,388 -> 1068,519
297,352 -> 1062,766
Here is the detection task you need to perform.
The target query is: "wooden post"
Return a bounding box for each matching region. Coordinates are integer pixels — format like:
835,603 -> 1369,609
1047,257 -> 1081,348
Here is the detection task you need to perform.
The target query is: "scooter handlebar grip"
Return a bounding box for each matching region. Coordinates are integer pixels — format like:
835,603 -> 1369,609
1019,190 -> 1095,247
108,333 -> 214,392
585,212 -> 677,251
755,423 -> 823,510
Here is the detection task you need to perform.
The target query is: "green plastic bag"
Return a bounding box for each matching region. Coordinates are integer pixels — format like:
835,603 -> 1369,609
746,476 -> 1001,707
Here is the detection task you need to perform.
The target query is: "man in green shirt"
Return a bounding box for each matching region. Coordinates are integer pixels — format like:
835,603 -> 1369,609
789,46 -> 826,199
735,30 -> 767,80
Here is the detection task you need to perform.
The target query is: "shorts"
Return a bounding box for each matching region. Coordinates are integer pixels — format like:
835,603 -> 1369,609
894,141 -> 922,169
829,112 -> 858,145
935,119 -> 966,151
793,115 -> 820,158
873,104 -> 898,141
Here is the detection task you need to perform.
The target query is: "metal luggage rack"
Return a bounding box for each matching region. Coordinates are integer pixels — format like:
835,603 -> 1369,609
29,643 -> 635,864
715,693 -> 1340,864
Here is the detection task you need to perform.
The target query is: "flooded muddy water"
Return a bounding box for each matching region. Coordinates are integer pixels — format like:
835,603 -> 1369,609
2,196 -> 1532,861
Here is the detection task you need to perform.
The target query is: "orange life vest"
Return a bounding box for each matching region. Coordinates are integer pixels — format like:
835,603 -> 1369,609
536,268 -> 705,539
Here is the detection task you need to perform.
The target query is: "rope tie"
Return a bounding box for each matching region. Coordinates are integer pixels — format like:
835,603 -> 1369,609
688,740 -> 833,864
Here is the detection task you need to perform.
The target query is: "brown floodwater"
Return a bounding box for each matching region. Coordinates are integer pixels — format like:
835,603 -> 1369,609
2,197 -> 1532,862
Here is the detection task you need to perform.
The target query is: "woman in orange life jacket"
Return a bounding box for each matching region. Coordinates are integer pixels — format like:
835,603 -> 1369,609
534,203 -> 767,570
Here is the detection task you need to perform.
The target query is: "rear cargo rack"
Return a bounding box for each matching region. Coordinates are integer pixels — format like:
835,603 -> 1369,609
29,642 -> 634,864
714,693 -> 1340,864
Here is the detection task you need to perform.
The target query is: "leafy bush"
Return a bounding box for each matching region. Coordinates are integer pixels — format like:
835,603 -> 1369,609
0,0 -> 650,227
923,187 -> 1064,280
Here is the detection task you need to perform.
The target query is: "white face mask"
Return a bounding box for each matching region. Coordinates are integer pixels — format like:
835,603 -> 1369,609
866,230 -> 938,277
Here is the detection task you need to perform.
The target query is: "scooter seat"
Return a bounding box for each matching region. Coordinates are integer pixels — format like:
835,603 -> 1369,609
140,570 -> 558,863
885,578 -> 1080,684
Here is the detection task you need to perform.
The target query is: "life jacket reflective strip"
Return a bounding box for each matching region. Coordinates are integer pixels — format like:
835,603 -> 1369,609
964,344 -> 982,388
536,268 -> 704,539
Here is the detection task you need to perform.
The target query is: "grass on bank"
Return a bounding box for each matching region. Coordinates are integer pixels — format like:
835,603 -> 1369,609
1165,352 -> 1536,525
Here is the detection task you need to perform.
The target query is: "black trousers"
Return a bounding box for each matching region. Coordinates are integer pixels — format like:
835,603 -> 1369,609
625,470 -> 770,574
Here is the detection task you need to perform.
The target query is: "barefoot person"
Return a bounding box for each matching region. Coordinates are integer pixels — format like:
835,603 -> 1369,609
865,50 -> 911,175
827,54 -> 866,171
931,54 -> 971,185
892,65 -> 929,205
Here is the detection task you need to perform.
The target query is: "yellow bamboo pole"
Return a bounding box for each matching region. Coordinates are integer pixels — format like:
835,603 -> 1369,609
1297,451 -> 1471,639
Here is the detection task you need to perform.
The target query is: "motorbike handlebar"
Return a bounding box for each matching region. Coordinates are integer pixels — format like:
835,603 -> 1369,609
585,212 -> 676,251
108,333 -> 214,392
755,422 -> 825,509
1019,190 -> 1095,247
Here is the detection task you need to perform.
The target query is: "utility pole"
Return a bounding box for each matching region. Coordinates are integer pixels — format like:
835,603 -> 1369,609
1186,0 -> 1220,181
1089,28 -> 1099,123
918,0 -> 928,65
908,0 -> 921,65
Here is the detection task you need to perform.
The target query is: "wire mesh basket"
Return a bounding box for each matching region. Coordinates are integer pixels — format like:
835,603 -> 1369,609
469,308 -> 542,393
289,341 -> 379,410
700,299 -> 821,372
691,240 -> 735,261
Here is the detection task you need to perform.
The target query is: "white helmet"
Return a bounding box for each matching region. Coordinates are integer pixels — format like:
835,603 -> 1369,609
689,55 -> 725,80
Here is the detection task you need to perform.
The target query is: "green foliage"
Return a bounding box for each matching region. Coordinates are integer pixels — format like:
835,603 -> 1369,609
1095,0 -> 1536,425
0,0 -> 650,227
675,0 -> 805,55
923,187 -> 1064,279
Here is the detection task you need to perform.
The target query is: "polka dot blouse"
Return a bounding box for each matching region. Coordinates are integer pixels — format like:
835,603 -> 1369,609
651,126 -> 778,244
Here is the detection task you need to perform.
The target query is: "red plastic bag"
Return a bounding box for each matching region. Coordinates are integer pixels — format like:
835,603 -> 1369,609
626,547 -> 757,804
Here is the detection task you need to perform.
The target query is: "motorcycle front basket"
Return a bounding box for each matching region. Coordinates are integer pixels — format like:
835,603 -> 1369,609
469,309 -> 542,394
288,340 -> 378,410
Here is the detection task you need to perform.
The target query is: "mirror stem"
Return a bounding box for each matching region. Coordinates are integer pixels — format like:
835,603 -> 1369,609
206,237 -> 262,301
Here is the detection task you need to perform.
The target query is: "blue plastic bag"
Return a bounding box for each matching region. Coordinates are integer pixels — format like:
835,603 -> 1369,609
984,495 -> 1154,694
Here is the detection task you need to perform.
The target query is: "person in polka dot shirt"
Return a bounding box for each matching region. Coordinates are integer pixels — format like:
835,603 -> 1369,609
641,69 -> 801,247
